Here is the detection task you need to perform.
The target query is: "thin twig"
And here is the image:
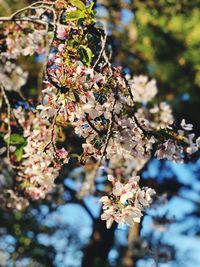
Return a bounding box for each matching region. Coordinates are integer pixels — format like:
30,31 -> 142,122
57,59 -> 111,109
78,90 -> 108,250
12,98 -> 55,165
3,1 -> 55,19
43,106 -> 61,160
0,16 -> 48,26
0,1 -> 55,26
125,78 -> 148,134
85,113 -> 102,136
93,33 -> 107,69
0,86 -> 24,170
0,83 -> 11,160
101,98 -> 117,157
64,184 -> 95,221
89,84 -> 118,182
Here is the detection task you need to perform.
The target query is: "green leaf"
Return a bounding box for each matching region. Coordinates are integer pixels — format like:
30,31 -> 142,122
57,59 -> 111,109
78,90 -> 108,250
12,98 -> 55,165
78,45 -> 93,67
87,1 -> 94,12
66,10 -> 83,21
69,0 -> 85,10
70,153 -> 80,158
5,134 -> 26,145
15,145 -> 24,161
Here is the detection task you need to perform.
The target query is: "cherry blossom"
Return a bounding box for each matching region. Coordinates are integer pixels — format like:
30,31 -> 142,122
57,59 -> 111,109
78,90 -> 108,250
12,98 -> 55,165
100,175 -> 155,228
128,75 -> 157,103
0,0 -> 199,229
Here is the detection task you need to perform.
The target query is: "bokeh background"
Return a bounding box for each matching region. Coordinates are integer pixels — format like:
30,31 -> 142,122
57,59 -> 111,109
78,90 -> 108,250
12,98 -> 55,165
0,1 -> 200,266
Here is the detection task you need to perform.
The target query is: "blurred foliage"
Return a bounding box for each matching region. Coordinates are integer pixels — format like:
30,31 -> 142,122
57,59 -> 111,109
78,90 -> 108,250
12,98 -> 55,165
0,0 -> 35,16
98,0 -> 200,133
0,205 -> 56,266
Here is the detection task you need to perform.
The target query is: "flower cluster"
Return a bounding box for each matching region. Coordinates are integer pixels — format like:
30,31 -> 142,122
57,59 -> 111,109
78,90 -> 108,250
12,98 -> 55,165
0,157 -> 29,210
1,22 -> 46,59
0,59 -> 28,92
14,107 -> 69,199
156,119 -> 200,162
128,75 -> 157,103
100,175 -> 155,228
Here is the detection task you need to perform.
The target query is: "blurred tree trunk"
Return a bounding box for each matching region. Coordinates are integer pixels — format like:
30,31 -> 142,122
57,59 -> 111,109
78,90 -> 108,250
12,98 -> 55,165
120,223 -> 140,267
81,218 -> 116,267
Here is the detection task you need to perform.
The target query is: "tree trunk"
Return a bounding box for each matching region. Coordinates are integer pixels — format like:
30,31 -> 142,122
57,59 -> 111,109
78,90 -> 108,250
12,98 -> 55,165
120,223 -> 140,267
81,218 -> 116,267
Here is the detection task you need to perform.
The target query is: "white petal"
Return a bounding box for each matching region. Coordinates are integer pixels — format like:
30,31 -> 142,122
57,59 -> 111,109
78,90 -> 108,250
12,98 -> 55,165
113,189 -> 121,196
196,137 -> 200,148
100,196 -> 109,203
106,217 -> 114,229
120,192 -> 133,203
133,217 -> 141,223
107,175 -> 115,182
